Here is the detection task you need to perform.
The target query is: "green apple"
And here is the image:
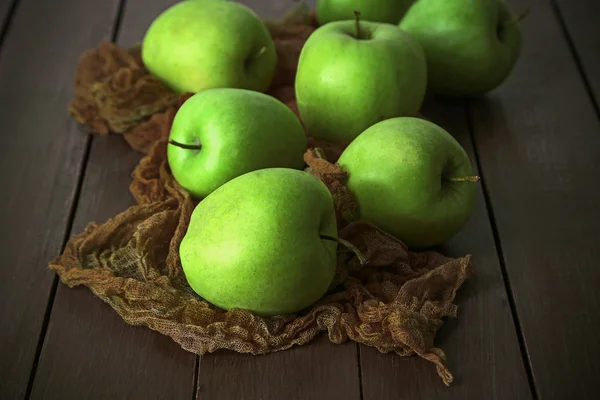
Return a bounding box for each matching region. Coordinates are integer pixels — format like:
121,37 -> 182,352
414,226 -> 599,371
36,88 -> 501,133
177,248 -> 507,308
337,117 -> 478,248
317,0 -> 414,25
180,168 -> 338,316
142,0 -> 277,94
399,0 -> 523,96
167,88 -> 307,199
295,14 -> 427,143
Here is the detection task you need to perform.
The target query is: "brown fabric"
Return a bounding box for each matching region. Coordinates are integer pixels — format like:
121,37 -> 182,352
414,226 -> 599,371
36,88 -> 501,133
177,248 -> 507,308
304,148 -> 358,226
54,5 -> 473,386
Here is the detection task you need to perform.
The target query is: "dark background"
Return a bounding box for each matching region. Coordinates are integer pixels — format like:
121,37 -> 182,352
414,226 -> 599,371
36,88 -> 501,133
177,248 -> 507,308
0,0 -> 598,399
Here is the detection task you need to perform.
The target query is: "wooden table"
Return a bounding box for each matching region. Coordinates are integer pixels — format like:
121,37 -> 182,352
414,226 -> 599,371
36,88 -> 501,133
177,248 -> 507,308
1,0 -> 599,398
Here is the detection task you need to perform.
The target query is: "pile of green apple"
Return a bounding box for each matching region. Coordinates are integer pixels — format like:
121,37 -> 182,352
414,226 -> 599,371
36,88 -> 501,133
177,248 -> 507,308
141,0 -> 523,316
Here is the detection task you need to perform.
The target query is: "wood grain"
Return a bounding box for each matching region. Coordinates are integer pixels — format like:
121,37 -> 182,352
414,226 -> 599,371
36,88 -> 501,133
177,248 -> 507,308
198,337 -> 360,400
30,1 -> 195,399
554,0 -> 600,107
0,0 -> 121,398
193,1 -> 360,399
470,0 -> 600,398
359,98 -> 533,400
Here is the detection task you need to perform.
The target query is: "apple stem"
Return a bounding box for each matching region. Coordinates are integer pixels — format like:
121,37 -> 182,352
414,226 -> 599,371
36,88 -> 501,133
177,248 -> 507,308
354,11 -> 362,40
320,235 -> 368,265
251,46 -> 267,61
502,6 -> 531,28
168,139 -> 202,150
448,176 -> 481,183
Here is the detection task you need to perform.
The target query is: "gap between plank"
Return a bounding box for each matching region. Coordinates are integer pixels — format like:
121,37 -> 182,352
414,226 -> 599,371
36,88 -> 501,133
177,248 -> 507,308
549,0 -> 600,120
24,132 -> 93,400
193,355 -> 200,399
0,0 -> 21,50
464,105 -> 540,400
356,343 -> 365,400
23,1 -> 129,398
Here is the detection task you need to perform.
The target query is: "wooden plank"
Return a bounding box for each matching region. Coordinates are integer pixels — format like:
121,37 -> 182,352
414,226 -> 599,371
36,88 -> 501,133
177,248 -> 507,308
359,98 -> 533,399
29,1 -> 196,399
198,337 -> 359,400
0,0 -> 122,398
195,1 -> 358,399
237,0 -> 301,19
30,136 -> 195,400
469,0 -> 600,398
554,0 -> 600,107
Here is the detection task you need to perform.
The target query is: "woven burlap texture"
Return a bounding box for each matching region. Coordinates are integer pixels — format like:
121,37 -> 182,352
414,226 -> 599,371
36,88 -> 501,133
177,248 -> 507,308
52,6 -> 472,386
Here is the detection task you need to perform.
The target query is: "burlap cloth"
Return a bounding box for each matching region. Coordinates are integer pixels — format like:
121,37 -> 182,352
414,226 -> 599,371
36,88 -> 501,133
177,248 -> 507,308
51,6 -> 473,386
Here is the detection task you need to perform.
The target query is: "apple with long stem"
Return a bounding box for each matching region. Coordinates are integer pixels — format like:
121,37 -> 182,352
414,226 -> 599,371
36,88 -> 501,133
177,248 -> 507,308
295,11 -> 427,143
338,117 -> 480,248
180,168 -> 342,316
167,88 -> 307,200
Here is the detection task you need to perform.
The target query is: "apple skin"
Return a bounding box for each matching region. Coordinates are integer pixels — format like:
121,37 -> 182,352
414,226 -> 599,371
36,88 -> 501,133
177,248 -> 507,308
142,0 -> 277,94
337,117 -> 477,248
179,168 -> 338,316
295,20 -> 427,143
399,0 -> 522,97
316,0 -> 414,25
167,88 -> 307,200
